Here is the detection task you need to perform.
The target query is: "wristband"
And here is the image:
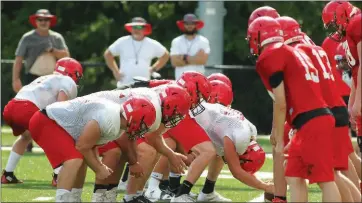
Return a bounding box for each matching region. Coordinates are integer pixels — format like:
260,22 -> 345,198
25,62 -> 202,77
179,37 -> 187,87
183,55 -> 188,64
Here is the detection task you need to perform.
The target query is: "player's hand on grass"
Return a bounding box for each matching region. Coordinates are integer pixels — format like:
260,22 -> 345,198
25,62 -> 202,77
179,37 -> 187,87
96,164 -> 113,180
129,162 -> 144,178
170,152 -> 188,174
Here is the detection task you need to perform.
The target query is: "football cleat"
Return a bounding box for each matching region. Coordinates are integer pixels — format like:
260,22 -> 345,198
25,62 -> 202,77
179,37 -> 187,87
197,191 -> 232,202
171,194 -> 196,202
1,170 -> 23,184
145,187 -> 173,202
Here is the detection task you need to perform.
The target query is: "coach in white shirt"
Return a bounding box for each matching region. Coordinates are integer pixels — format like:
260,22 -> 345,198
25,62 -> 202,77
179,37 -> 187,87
170,14 -> 210,79
104,17 -> 169,87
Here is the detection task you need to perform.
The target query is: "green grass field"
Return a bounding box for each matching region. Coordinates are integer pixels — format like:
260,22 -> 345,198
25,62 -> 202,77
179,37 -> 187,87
2,126 -> 354,202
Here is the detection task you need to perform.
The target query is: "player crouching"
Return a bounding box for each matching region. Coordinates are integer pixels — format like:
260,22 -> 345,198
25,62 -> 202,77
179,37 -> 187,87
28,95 -> 157,202
89,84 -> 191,202
2,57 -> 82,185
195,80 -> 273,201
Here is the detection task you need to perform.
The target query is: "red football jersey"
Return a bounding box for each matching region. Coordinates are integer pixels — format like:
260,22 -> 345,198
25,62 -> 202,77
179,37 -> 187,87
256,43 -> 328,125
322,35 -> 350,96
295,44 -> 346,108
344,13 -> 361,87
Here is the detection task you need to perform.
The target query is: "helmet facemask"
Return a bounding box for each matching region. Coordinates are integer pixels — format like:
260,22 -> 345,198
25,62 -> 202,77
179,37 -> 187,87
190,83 -> 207,117
126,116 -> 150,140
162,104 -> 186,128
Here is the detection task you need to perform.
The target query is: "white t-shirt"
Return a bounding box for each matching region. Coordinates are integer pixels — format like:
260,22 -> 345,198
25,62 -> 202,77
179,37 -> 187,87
84,87 -> 162,132
46,97 -> 122,145
194,102 -> 257,156
15,74 -> 77,109
170,35 -> 210,79
108,36 -> 167,86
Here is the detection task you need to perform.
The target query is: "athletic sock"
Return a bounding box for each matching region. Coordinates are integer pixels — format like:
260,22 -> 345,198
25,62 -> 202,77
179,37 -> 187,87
201,178 -> 216,194
5,151 -> 21,172
124,194 -> 138,201
121,163 -> 130,182
175,180 -> 193,197
169,172 -> 181,191
108,184 -> 118,190
148,172 -> 163,190
159,179 -> 169,190
56,189 -> 71,202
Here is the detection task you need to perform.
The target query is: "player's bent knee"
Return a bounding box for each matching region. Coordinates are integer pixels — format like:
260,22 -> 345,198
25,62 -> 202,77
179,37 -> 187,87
138,142 -> 157,158
63,158 -> 84,169
103,147 -> 122,159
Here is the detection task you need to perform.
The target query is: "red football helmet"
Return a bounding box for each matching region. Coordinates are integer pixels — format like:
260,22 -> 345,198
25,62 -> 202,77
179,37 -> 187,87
208,80 -> 233,106
247,16 -> 284,56
158,84 -> 192,128
248,6 -> 280,26
239,141 -> 266,174
276,16 -> 316,46
322,1 -> 358,41
176,71 -> 211,116
207,73 -> 232,88
121,95 -> 157,140
55,57 -> 83,84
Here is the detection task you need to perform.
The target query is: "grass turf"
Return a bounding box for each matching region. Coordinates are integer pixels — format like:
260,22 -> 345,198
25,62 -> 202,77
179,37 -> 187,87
2,128 -> 353,202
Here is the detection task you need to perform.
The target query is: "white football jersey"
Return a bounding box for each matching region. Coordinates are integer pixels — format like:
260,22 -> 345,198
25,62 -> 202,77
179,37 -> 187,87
85,87 -> 162,132
46,97 -> 122,145
194,102 -> 257,156
15,74 -> 77,109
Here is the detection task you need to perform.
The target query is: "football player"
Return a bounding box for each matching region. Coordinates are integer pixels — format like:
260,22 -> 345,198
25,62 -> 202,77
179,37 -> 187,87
195,81 -> 274,198
88,84 -> 191,202
247,16 -> 341,202
276,15 -> 360,202
322,0 -> 362,192
335,43 -> 362,182
125,71 -> 229,202
247,6 -> 288,203
2,57 -> 83,185
28,94 -> 157,202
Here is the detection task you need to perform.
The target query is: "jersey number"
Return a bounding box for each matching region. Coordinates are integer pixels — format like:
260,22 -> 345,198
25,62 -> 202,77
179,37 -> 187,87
293,50 -> 319,83
311,49 -> 334,81
342,41 -> 356,67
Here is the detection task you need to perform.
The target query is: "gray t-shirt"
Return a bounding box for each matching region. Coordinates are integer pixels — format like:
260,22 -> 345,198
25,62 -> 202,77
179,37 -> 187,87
15,30 -> 68,72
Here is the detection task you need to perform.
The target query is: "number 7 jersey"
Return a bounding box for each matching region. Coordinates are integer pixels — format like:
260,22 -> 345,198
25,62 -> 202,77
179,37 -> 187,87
256,42 -> 328,126
295,44 -> 346,108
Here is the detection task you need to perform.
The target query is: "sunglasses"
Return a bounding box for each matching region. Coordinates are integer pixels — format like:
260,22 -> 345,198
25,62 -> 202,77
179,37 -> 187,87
184,22 -> 196,26
37,18 -> 50,22
132,25 -> 144,30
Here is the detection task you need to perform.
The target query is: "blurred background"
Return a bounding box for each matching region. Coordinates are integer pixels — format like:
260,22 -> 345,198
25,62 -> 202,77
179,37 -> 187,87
2,1 -> 361,134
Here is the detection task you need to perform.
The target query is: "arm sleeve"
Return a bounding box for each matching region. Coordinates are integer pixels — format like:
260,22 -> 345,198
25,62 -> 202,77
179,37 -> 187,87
59,77 -> 78,99
152,40 -> 167,58
108,38 -> 124,56
58,34 -> 68,50
201,38 -> 211,54
170,38 -> 181,56
15,35 -> 27,57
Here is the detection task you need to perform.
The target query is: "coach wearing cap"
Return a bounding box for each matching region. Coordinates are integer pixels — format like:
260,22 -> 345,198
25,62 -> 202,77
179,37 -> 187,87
170,14 -> 210,79
12,9 -> 69,93
104,17 -> 169,87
